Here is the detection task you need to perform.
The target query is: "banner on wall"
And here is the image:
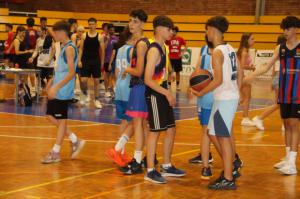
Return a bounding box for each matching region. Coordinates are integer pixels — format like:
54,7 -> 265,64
181,47 -> 201,76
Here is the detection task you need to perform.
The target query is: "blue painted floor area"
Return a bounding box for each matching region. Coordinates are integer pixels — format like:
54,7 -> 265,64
0,90 -> 273,125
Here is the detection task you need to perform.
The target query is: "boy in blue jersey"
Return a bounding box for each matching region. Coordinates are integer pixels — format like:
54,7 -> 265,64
42,20 -> 85,164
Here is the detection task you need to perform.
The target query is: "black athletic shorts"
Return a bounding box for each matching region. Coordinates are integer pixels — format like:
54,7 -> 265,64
104,62 -> 111,73
280,104 -> 300,119
146,91 -> 175,132
170,58 -> 182,73
46,99 -> 70,119
38,67 -> 54,80
3,53 -> 15,62
81,58 -> 101,78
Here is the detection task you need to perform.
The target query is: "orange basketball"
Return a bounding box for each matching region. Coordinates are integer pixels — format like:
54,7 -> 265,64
189,69 -> 213,92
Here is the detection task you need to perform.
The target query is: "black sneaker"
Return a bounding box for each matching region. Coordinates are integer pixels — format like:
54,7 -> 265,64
233,153 -> 243,171
201,167 -> 213,180
142,154 -> 159,168
160,165 -> 186,177
144,169 -> 166,184
189,153 -> 213,164
120,158 -> 143,175
220,170 -> 241,181
208,174 -> 237,190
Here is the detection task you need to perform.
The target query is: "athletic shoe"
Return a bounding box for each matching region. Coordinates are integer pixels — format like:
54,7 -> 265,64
233,153 -> 244,171
278,162 -> 297,175
41,151 -> 61,164
252,116 -> 265,131
232,168 -> 241,180
120,158 -> 143,175
74,89 -> 81,95
105,91 -> 111,98
121,152 -> 132,164
106,148 -> 127,167
141,155 -> 159,168
94,100 -> 102,109
70,140 -> 86,159
201,167 -> 213,180
144,169 -> 167,184
208,174 -> 237,190
241,118 -> 255,126
274,158 -> 287,169
160,165 -> 186,177
189,153 -> 214,164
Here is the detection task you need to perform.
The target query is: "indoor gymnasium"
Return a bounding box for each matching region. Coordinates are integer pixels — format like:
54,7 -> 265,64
0,0 -> 299,198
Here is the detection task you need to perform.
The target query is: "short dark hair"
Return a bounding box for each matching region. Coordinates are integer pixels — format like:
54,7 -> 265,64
102,22 -> 108,29
68,18 -> 77,25
53,20 -> 71,35
107,23 -> 114,29
40,17 -> 47,22
5,23 -> 13,30
206,16 -> 229,34
153,15 -> 173,29
172,26 -> 179,33
16,26 -> 26,34
41,27 -> 47,32
280,16 -> 300,30
130,9 -> 148,22
88,17 -> 97,23
26,17 -> 35,27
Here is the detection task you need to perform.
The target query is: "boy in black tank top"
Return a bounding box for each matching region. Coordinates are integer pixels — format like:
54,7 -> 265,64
78,18 -> 105,109
144,15 -> 186,184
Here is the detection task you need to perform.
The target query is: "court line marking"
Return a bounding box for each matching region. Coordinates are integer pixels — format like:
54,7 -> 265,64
0,148 -> 199,197
0,134 -> 287,147
0,124 -> 104,128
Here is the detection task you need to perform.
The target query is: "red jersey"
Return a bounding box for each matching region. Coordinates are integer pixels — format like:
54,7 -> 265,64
25,27 -> 38,50
4,31 -> 15,54
166,36 -> 186,59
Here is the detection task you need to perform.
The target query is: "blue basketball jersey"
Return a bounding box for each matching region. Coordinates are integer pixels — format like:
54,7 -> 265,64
197,45 -> 214,110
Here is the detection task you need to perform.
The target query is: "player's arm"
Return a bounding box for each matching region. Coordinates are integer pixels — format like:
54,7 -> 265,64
237,59 -> 243,90
244,45 -> 280,83
109,48 -> 116,70
29,39 -> 39,61
14,39 -> 29,55
144,47 -> 175,106
99,34 -> 105,69
71,33 -> 77,45
125,41 -> 147,77
194,54 -> 202,73
191,49 -> 223,97
78,33 -> 85,68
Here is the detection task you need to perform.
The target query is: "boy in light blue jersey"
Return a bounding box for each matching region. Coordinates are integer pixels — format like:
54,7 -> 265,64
42,20 -> 85,164
106,28 -> 135,167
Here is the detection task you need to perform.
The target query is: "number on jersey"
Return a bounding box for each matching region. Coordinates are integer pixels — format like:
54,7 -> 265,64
229,52 -> 237,80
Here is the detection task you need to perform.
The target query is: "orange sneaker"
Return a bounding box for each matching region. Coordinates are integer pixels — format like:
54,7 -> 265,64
121,152 -> 132,164
106,148 -> 126,167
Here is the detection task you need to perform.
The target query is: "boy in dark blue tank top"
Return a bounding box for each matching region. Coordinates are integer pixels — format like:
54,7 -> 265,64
144,15 -> 186,184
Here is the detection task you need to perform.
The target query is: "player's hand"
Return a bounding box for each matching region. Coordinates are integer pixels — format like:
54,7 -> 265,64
166,92 -> 176,106
28,57 -> 34,64
44,59 -> 51,66
187,87 -> 194,100
47,85 -> 58,100
121,69 -> 127,79
78,61 -> 82,68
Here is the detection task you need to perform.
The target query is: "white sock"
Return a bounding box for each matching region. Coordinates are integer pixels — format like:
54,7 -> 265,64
289,151 -> 297,165
285,147 -> 291,158
69,133 -> 78,144
134,150 -> 143,164
147,168 -> 155,173
115,134 -> 129,152
52,144 -> 61,153
162,163 -> 172,169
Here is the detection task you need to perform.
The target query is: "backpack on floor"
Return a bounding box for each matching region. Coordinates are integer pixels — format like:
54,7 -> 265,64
18,83 -> 32,106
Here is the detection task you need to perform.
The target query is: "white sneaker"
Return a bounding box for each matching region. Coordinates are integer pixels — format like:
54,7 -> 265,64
80,94 -> 88,105
241,118 -> 255,126
94,100 -> 102,109
252,116 -> 265,131
105,91 -> 111,98
274,158 -> 287,169
100,83 -> 105,90
278,162 -> 297,175
74,89 -> 81,95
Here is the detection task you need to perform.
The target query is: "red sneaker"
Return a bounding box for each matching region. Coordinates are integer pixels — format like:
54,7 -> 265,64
121,152 -> 132,164
105,148 -> 126,167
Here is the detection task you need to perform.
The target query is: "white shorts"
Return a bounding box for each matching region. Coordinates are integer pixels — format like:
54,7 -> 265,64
208,99 -> 239,137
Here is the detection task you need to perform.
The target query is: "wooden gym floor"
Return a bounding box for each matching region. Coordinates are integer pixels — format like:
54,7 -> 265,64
0,78 -> 299,198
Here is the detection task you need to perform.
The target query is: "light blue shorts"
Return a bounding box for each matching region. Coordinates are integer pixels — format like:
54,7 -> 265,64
208,99 -> 239,137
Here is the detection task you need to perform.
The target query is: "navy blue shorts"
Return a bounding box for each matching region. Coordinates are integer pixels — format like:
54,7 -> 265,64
198,107 -> 212,126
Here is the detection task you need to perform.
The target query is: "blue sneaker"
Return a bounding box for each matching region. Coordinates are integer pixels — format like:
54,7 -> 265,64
160,165 -> 186,177
201,167 -> 213,180
208,173 -> 237,190
144,169 -> 166,184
